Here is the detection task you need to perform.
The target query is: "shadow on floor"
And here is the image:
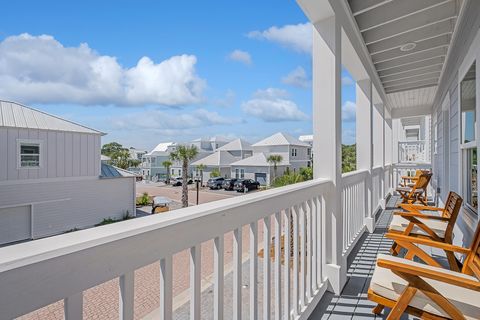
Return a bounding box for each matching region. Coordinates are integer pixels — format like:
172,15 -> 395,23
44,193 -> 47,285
308,197 -> 416,320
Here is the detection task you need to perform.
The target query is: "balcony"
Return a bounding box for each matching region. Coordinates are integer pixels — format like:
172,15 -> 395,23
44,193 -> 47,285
0,167 -> 394,320
2,0 -> 480,319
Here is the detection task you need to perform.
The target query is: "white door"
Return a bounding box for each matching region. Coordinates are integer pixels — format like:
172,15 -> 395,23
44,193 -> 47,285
0,205 -> 31,245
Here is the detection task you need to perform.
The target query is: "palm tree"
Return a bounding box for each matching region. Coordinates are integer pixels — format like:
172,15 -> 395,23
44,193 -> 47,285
196,164 -> 206,186
162,160 -> 172,184
267,154 -> 283,183
170,145 -> 198,207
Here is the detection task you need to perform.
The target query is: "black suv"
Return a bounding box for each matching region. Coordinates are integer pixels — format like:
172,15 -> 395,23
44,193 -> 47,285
234,179 -> 260,192
207,177 -> 225,189
222,178 -> 238,191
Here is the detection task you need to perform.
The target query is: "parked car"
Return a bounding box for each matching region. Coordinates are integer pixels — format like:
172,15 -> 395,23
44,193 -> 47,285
171,177 -> 193,186
222,178 -> 238,191
207,177 -> 225,189
234,179 -> 260,192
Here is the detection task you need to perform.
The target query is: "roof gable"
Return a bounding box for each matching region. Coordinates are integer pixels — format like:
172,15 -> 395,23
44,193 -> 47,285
252,132 -> 309,147
191,150 -> 237,166
217,138 -> 253,151
0,100 -> 103,135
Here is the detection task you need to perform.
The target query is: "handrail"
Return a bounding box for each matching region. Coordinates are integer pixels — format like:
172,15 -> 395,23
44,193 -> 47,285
0,178 -> 332,319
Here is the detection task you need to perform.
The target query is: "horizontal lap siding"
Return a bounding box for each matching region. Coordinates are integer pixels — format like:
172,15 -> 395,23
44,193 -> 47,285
0,177 -> 135,239
449,78 -> 460,194
0,128 -> 100,182
431,1 -> 480,248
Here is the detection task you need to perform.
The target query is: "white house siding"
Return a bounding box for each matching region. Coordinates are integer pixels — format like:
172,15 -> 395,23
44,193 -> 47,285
431,2 -> 480,249
0,177 -> 135,240
0,127 -> 100,182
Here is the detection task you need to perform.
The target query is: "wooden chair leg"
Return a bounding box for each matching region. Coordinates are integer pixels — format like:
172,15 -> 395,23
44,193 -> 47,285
372,304 -> 384,315
445,251 -> 461,272
387,286 -> 417,320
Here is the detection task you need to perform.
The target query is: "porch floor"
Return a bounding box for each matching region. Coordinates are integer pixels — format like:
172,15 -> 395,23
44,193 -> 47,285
309,196 -> 434,320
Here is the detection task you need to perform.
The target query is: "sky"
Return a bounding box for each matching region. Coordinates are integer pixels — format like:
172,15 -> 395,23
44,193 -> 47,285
0,0 -> 356,151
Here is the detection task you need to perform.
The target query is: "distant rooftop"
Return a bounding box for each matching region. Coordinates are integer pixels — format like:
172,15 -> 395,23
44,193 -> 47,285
0,100 -> 104,135
191,150 -> 237,167
147,142 -> 175,155
252,132 -> 310,147
217,138 -> 253,151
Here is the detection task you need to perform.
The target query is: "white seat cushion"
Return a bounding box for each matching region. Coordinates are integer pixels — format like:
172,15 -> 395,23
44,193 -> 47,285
389,214 -> 448,238
371,254 -> 480,319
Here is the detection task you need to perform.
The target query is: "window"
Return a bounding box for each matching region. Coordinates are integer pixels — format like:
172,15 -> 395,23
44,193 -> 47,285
461,62 -> 477,212
291,148 -> 297,157
19,141 -> 41,168
236,168 -> 245,178
307,148 -> 311,157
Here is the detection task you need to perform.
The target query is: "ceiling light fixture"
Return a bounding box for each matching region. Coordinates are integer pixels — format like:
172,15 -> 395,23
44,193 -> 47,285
400,43 -> 416,52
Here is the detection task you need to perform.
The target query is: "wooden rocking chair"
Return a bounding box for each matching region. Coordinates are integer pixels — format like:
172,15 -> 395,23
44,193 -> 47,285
388,192 -> 463,271
368,221 -> 480,319
396,172 -> 432,205
400,169 -> 427,187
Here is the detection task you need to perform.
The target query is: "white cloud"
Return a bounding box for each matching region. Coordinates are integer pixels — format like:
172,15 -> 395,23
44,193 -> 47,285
242,88 -> 308,122
282,66 -> 310,88
247,23 -> 311,53
213,89 -> 236,108
228,49 -> 252,65
342,129 -> 356,145
342,101 -> 356,122
0,33 -> 206,106
112,108 -> 237,132
342,76 -> 354,86
253,88 -> 289,99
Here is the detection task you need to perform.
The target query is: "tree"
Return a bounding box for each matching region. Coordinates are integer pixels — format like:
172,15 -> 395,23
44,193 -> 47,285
101,142 -> 126,157
162,160 -> 173,184
299,167 -> 313,181
210,168 -> 221,177
110,149 -> 130,169
342,144 -> 357,173
267,154 -> 283,183
196,164 -> 206,186
170,145 -> 198,207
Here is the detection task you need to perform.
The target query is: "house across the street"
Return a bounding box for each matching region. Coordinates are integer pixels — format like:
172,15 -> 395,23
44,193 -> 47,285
0,100 -> 136,245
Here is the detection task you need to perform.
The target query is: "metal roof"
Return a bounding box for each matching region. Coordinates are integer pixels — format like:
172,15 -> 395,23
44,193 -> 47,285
252,132 -> 310,147
100,163 -> 135,178
0,100 -> 104,135
191,151 -> 238,167
217,139 -> 253,151
147,142 -> 175,155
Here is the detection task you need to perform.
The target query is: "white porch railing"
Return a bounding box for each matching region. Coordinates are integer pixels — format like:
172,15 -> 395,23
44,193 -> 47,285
0,179 -> 332,320
398,140 -> 429,163
341,170 -> 368,253
0,170 -> 394,320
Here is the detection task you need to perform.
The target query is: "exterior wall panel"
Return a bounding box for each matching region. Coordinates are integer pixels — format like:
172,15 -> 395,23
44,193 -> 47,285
0,128 -> 101,182
0,177 -> 135,240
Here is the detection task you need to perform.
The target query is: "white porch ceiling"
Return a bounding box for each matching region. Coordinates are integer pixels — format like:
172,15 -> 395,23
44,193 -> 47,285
347,0 -> 464,113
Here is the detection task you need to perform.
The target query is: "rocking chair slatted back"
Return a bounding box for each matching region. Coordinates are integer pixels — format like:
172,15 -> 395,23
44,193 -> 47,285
441,192 -> 463,243
463,222 -> 480,279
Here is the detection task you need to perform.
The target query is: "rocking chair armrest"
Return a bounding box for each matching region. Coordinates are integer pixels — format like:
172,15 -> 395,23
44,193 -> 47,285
377,258 -> 480,292
393,211 -> 449,221
399,204 -> 444,212
385,233 -> 471,255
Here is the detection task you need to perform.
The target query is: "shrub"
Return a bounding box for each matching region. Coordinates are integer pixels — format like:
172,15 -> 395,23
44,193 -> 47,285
272,172 -> 304,188
299,167 -> 313,181
137,192 -> 150,206
210,168 -> 221,177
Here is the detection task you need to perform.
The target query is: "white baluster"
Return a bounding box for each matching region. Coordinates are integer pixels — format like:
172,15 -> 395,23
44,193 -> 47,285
214,236 -> 224,320
190,245 -> 201,320
160,256 -> 173,320
119,271 -> 134,320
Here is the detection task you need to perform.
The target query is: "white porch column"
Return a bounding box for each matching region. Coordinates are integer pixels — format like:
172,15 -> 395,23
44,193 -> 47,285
380,103 -> 387,209
356,79 -> 375,232
312,16 -> 346,294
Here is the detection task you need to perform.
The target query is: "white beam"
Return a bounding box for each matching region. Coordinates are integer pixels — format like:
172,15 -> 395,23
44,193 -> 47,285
367,19 -> 454,55
375,47 -> 448,71
358,0 -> 455,32
391,104 -> 433,119
349,0 -> 392,16
378,56 -> 445,77
312,16 -> 346,294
